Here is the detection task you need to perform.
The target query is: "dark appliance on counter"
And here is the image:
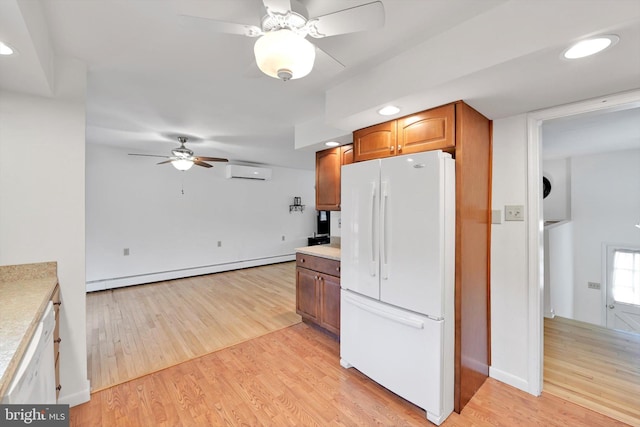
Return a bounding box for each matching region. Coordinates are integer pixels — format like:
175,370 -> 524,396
307,210 -> 331,246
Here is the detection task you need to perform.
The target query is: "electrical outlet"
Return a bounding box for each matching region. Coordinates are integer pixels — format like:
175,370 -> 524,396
217,241 -> 222,247
588,282 -> 601,290
505,205 -> 524,221
123,248 -> 130,256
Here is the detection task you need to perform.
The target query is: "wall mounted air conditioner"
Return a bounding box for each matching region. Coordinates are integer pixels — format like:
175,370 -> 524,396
225,164 -> 272,180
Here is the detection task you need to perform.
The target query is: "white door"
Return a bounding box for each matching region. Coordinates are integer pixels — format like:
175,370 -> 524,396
379,151 -> 455,318
606,246 -> 640,333
341,159 -> 381,300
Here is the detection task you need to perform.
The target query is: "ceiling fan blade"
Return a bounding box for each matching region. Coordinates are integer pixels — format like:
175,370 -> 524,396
194,161 -> 214,168
129,153 -> 170,159
195,156 -> 229,162
157,160 -> 173,165
262,0 -> 292,15
308,1 -> 384,38
178,14 -> 262,37
315,44 -> 345,69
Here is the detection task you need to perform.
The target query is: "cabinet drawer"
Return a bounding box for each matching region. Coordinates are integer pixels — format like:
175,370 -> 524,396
296,253 -> 340,277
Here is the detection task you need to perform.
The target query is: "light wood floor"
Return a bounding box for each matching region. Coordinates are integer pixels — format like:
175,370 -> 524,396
71,322 -> 629,427
86,262 -> 301,392
544,316 -> 640,426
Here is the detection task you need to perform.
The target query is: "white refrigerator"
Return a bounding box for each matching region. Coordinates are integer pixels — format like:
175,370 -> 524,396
340,150 -> 455,425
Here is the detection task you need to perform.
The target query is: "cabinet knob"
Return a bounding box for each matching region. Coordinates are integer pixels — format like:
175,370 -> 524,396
56,385 -> 62,392
54,337 -> 62,344
389,146 -> 394,152
301,258 -> 305,263
397,144 -> 402,152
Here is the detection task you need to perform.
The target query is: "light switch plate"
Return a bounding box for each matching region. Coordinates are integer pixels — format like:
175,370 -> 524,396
505,205 -> 524,221
492,209 -> 502,224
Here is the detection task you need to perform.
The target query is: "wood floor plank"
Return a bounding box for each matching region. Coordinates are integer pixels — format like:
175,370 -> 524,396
71,322 -> 630,427
544,316 -> 640,426
86,262 -> 301,391
83,264 -> 639,425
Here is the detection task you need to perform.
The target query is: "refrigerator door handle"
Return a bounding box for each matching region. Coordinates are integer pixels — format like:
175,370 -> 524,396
344,293 -> 425,329
380,181 -> 389,280
369,181 -> 378,277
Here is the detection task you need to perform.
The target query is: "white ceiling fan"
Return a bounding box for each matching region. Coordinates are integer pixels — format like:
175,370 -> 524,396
181,0 -> 385,81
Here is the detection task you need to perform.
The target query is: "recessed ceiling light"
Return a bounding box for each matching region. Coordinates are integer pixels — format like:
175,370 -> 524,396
563,35 -> 619,59
0,42 -> 16,56
325,141 -> 340,147
378,105 -> 400,116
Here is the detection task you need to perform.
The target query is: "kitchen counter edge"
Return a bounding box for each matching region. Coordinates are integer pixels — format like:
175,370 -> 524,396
0,262 -> 59,399
295,245 -> 341,261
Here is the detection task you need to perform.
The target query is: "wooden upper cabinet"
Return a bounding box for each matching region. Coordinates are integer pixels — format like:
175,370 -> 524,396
397,104 -> 455,154
316,147 -> 341,211
353,103 -> 456,161
341,144 -> 354,165
353,121 -> 397,162
315,144 -> 354,211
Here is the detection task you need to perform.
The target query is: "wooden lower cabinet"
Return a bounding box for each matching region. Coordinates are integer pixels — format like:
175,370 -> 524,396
296,267 -> 319,322
296,253 -> 340,336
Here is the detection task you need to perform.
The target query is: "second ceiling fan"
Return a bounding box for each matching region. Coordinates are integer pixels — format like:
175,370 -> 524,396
181,0 -> 385,81
128,137 -> 228,171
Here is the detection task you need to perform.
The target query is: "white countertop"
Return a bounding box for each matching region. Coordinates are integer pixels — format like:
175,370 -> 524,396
295,245 -> 341,261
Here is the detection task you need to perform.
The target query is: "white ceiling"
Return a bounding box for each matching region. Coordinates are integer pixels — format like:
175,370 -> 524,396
543,105 -> 640,160
1,0 -> 639,170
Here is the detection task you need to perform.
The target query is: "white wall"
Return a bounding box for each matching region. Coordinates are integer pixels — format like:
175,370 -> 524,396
545,221 -> 574,318
489,114 -> 531,391
542,158 -> 571,221
0,59 -> 90,406
85,143 -> 315,289
570,148 -> 640,325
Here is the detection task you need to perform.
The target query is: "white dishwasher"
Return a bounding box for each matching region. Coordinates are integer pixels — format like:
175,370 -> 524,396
2,301 -> 56,404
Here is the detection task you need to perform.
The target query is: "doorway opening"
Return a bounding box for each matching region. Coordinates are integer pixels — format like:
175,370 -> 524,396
528,89 -> 640,424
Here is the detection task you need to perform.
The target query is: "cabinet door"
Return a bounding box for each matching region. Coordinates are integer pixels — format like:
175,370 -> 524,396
341,144 -> 354,165
354,121 -> 397,162
296,267 -> 319,321
397,104 -> 455,154
316,147 -> 341,211
319,273 -> 341,335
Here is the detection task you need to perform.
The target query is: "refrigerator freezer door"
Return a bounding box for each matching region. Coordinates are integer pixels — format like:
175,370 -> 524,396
379,151 -> 455,318
340,290 -> 450,423
341,159 -> 381,300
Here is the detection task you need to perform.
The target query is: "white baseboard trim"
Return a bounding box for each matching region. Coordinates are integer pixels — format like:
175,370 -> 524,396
57,379 -> 91,407
86,254 -> 296,292
489,367 -> 532,395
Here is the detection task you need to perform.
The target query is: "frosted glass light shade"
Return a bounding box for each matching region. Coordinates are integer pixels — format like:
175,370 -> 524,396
254,29 -> 315,81
172,159 -> 194,171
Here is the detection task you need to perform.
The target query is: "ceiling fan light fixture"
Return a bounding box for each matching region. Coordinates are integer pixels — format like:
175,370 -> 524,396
254,29 -> 315,81
172,159 -> 194,171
